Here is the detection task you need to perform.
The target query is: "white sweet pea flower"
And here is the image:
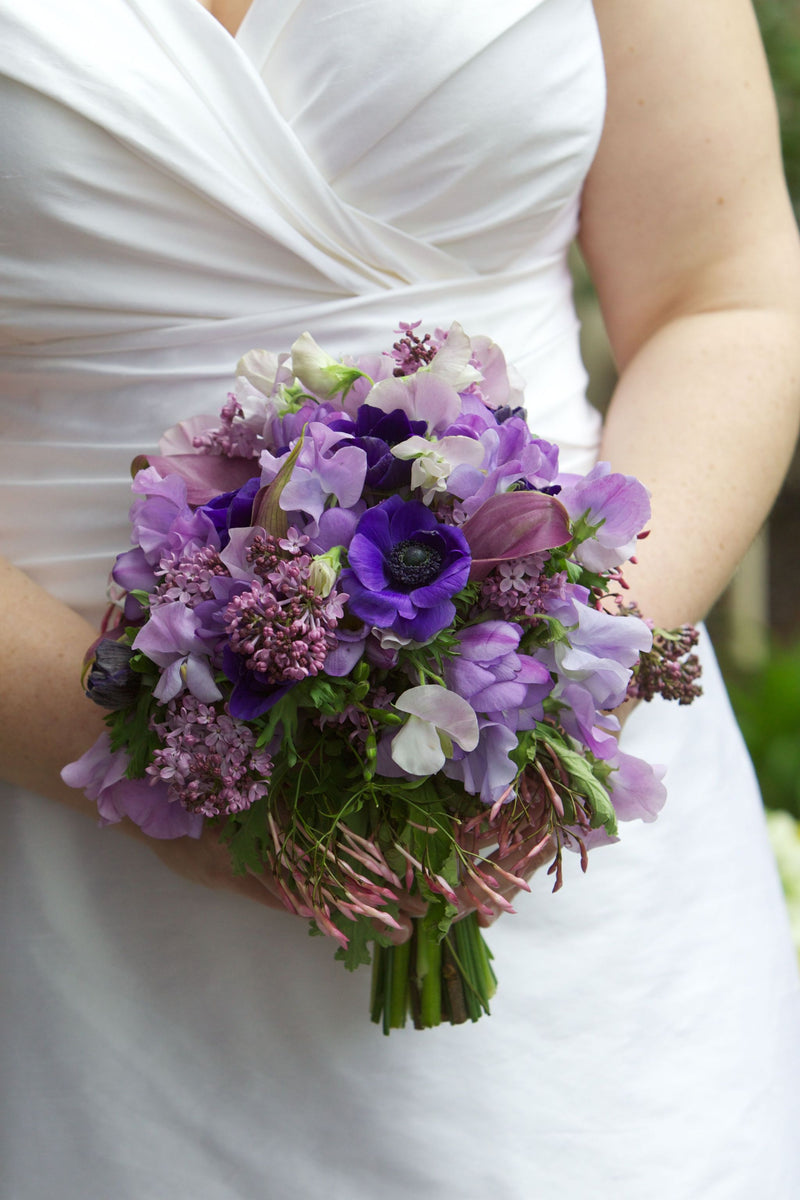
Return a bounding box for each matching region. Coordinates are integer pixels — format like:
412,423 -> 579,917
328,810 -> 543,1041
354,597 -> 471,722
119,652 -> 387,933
290,331 -> 366,399
429,321 -> 483,390
235,348 -> 293,398
392,434 -> 486,503
390,685 -> 480,776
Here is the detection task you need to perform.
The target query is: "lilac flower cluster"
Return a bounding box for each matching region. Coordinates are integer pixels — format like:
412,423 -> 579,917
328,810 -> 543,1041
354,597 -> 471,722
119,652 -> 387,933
626,620 -> 703,705
148,695 -> 273,817
478,553 -> 569,621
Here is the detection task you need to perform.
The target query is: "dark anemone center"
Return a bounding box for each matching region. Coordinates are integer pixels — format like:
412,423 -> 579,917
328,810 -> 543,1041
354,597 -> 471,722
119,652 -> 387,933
387,538 -> 443,589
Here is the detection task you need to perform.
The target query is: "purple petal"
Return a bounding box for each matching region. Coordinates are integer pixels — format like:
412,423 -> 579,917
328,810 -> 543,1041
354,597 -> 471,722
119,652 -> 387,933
462,492 -> 571,580
146,453 -> 258,506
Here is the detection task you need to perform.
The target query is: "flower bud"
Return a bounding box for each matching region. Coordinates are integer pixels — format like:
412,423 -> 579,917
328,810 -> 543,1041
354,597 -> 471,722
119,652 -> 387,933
86,639 -> 140,710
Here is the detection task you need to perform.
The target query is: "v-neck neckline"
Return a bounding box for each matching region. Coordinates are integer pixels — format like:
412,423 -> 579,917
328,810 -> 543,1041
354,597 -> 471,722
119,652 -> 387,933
193,0 -> 262,46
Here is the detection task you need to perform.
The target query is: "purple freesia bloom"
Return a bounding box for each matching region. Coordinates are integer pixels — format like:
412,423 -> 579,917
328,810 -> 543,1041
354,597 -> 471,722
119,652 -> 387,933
61,732 -> 203,839
340,495 -> 471,641
557,462 -> 651,571
133,601 -> 222,704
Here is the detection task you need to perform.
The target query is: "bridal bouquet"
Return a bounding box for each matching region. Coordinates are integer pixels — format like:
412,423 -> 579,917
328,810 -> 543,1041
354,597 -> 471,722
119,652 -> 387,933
63,322 -> 701,1031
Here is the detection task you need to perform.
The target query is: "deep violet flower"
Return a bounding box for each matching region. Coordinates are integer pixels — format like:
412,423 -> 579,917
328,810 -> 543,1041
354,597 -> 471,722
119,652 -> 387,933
199,475 -> 261,545
339,495 -> 471,641
327,404 -> 428,491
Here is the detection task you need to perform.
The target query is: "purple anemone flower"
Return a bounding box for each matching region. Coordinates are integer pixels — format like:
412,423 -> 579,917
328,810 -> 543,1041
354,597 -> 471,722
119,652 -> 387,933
339,495 -> 471,641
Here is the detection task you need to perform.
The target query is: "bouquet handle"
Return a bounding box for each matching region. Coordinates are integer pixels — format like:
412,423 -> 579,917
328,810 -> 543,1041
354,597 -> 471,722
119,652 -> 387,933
370,913 -> 496,1033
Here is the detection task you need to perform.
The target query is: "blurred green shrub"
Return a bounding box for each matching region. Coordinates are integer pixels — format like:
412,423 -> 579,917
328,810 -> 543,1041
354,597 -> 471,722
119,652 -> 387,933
755,0 -> 800,206
725,638 -> 800,818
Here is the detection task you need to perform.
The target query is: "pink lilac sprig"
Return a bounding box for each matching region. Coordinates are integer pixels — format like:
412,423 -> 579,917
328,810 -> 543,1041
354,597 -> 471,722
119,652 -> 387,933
626,619 -> 703,705
150,545 -> 230,609
148,695 -> 273,817
223,533 -> 345,685
192,393 -> 263,458
388,321 -> 441,376
478,553 -> 569,621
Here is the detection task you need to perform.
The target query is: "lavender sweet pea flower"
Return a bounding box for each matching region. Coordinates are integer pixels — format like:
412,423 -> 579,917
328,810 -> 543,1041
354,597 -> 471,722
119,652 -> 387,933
340,495 -> 471,641
557,462 -> 651,571
61,732 -> 203,839
445,621 -> 553,724
111,546 -> 159,612
450,428 -> 560,512
259,422 -> 366,521
133,601 -> 222,704
130,467 -> 220,567
542,596 -> 653,711
607,747 -> 667,822
555,681 -> 621,760
442,718 -> 521,806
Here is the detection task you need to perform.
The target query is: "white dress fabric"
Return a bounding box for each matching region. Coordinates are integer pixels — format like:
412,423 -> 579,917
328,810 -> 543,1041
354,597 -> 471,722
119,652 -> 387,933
1,1 -> 798,1196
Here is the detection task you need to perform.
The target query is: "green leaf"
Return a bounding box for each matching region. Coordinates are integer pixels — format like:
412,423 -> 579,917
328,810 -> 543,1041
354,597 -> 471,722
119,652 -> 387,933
533,726 -> 618,835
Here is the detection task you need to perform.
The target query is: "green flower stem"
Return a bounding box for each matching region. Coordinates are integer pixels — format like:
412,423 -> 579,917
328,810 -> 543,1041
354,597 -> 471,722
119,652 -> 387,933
388,937 -> 411,1031
415,924 -> 442,1029
370,944 -> 386,1025
370,914 -> 496,1032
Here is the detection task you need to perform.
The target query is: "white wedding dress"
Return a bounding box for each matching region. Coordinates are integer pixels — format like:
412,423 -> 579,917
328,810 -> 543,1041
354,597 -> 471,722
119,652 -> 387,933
1,2 -> 799,1196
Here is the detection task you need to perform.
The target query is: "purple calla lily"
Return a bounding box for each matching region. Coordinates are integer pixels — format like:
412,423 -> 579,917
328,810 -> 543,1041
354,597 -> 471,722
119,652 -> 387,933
461,491 -> 572,581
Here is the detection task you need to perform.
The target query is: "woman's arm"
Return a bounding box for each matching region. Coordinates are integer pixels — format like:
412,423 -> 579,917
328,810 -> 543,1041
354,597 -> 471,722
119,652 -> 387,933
0,555 -> 289,907
582,0 -> 800,628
